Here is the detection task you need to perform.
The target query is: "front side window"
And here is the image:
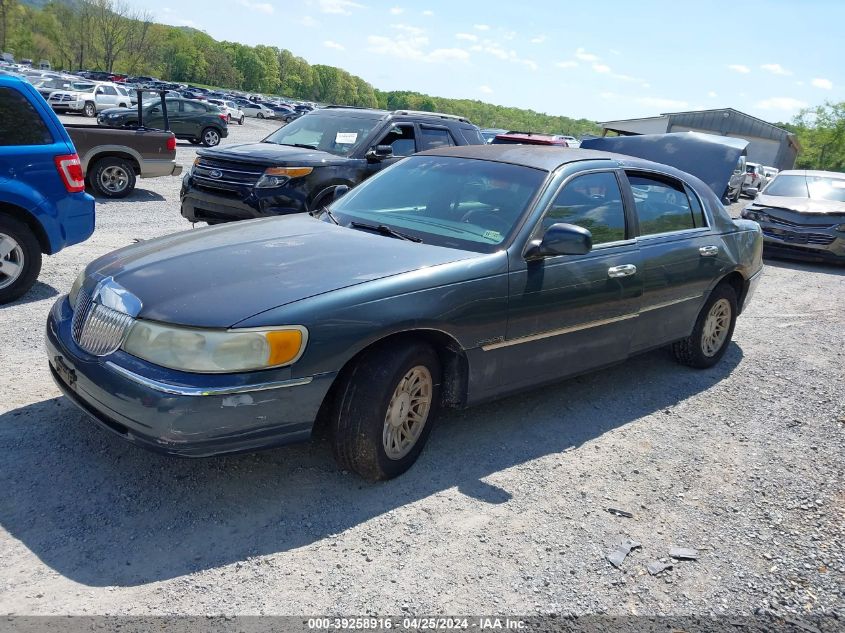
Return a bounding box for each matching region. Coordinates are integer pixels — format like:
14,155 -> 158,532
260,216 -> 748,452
182,100 -> 207,113
419,126 -> 456,151
628,173 -> 697,235
329,155 -> 546,253
542,172 -> 626,245
0,87 -> 53,146
377,124 -> 417,156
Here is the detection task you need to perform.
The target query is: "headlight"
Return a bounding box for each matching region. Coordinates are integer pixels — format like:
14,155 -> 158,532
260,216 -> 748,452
836,224 -> 845,232
122,321 -> 308,373
255,166 -> 313,188
68,269 -> 86,308
741,208 -> 767,222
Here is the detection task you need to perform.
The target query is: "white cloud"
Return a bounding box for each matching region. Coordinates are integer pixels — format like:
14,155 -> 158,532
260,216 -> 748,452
367,25 -> 469,64
708,90 -> 717,98
319,0 -> 364,15
728,64 -> 750,74
323,40 -> 345,50
389,6 -> 403,14
556,60 -> 578,69
756,97 -> 808,111
592,63 -> 611,74
237,0 -> 273,13
636,96 -> 689,110
575,48 -> 599,62
427,48 -> 470,62
811,77 -> 833,89
470,40 -> 537,71
530,35 -> 546,44
502,31 -> 516,41
455,32 -> 478,42
761,63 -> 791,76
422,9 -> 433,15
300,15 -> 318,26
479,85 -> 493,94
609,48 -> 621,56
641,82 -> 650,89
473,24 -> 490,31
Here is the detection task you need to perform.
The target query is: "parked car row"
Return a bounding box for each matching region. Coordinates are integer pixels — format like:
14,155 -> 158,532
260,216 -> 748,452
480,128 -> 582,147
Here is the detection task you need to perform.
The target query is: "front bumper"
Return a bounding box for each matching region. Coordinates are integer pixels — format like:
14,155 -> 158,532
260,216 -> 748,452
180,174 -> 307,223
46,296 -> 336,457
50,100 -> 85,112
757,224 -> 845,263
139,159 -> 183,179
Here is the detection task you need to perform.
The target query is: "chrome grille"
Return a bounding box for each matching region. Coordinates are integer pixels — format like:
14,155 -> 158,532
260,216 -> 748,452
764,214 -> 835,229
763,229 -> 836,246
192,158 -> 264,192
71,291 -> 135,356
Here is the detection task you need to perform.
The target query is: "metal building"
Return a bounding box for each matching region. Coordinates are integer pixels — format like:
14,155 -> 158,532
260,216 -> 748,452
600,108 -> 800,171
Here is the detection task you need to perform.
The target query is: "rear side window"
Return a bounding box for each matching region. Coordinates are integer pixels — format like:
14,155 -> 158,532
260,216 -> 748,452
0,87 -> 53,146
419,126 -> 456,151
543,171 -> 627,245
628,173 -> 698,235
182,100 -> 207,113
460,126 -> 486,145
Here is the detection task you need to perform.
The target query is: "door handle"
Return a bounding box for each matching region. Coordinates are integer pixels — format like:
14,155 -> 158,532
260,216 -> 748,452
607,264 -> 637,278
699,245 -> 719,257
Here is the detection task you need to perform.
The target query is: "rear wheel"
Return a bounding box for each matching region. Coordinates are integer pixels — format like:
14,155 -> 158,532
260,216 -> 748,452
257,112 -> 264,119
89,156 -> 136,198
238,116 -> 244,125
330,342 -> 441,481
0,216 -> 42,304
201,127 -> 221,147
672,283 -> 738,369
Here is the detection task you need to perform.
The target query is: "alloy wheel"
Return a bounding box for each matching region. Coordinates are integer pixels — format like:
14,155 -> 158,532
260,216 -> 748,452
0,233 -> 25,291
99,165 -> 130,193
701,298 -> 731,357
382,365 -> 433,460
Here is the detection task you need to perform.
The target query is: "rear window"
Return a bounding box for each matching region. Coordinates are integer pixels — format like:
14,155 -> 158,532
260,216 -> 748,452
0,87 -> 53,145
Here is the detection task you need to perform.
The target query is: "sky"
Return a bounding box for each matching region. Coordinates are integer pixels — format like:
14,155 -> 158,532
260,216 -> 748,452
137,0 -> 843,124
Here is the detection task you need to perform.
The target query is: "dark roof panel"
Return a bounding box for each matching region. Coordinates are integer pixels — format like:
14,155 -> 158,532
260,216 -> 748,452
419,144 -> 616,171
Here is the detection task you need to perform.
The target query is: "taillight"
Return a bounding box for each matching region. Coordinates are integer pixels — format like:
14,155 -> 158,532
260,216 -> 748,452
54,154 -> 85,193
166,135 -> 176,151
219,114 -> 228,124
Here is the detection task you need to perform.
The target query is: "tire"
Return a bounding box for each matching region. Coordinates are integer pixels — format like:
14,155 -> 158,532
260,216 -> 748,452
83,101 -> 96,118
201,127 -> 221,147
257,112 -> 264,119
330,341 -> 441,481
89,156 -> 136,198
672,283 -> 738,369
0,215 -> 42,305
238,116 -> 244,125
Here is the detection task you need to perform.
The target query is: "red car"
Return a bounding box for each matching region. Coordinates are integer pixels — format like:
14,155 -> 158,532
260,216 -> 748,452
492,131 -> 570,147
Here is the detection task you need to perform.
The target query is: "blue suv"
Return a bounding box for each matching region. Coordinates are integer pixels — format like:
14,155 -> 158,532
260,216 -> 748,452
0,76 -> 95,303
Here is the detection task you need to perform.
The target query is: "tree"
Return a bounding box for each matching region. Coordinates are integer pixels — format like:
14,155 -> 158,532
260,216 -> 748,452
0,0 -> 15,52
791,102 -> 845,171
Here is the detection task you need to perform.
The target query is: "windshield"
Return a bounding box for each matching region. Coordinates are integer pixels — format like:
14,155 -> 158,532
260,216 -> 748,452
328,155 -> 546,253
263,111 -> 383,156
764,174 -> 845,202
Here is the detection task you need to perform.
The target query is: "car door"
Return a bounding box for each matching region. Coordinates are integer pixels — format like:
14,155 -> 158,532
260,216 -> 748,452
418,125 -> 457,151
365,122 -> 418,174
623,170 -> 728,353
498,169 -> 643,390
180,100 -> 208,137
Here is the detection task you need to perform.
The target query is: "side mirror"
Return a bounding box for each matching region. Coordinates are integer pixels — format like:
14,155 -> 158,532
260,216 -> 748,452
332,185 -> 350,201
366,144 -> 394,162
525,222 -> 592,260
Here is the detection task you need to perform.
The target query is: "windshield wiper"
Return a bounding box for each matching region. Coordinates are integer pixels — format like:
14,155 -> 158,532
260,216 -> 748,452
311,206 -> 340,224
349,221 -> 422,242
279,142 -> 319,150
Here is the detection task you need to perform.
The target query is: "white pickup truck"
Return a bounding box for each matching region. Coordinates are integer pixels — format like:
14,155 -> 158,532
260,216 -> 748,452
47,81 -> 132,117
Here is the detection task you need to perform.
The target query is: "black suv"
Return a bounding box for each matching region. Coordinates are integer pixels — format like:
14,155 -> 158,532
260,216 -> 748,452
180,106 -> 486,223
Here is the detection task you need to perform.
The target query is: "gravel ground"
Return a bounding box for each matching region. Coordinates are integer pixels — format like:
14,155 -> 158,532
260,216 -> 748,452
0,117 -> 843,619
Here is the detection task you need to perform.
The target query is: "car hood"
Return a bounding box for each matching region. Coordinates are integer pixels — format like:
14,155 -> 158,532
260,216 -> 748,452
755,194 -> 845,216
85,215 -> 478,328
198,142 -> 346,166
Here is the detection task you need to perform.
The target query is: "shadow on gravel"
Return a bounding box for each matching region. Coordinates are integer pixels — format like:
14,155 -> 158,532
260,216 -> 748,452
762,257 -> 845,276
5,281 -> 59,307
89,188 -> 167,203
0,344 -> 742,587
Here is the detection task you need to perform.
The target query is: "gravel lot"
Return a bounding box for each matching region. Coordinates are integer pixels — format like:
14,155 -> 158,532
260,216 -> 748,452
1,116 -> 843,619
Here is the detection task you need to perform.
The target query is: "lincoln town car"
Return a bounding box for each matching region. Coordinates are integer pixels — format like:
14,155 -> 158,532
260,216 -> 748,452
46,144 -> 763,480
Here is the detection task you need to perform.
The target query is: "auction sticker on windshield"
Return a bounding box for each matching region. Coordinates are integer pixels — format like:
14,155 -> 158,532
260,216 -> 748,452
335,132 -> 358,144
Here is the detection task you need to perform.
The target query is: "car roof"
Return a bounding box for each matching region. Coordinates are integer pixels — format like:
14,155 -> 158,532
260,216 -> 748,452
494,132 -> 567,145
776,169 -> 845,179
420,144 -> 620,171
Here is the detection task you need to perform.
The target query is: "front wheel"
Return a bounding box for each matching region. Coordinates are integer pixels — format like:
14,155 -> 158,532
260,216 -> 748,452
238,116 -> 244,125
201,127 -> 221,147
89,156 -> 136,198
672,283 -> 738,368
256,112 -> 264,119
83,101 -> 96,118
0,215 -> 42,304
330,342 -> 441,481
